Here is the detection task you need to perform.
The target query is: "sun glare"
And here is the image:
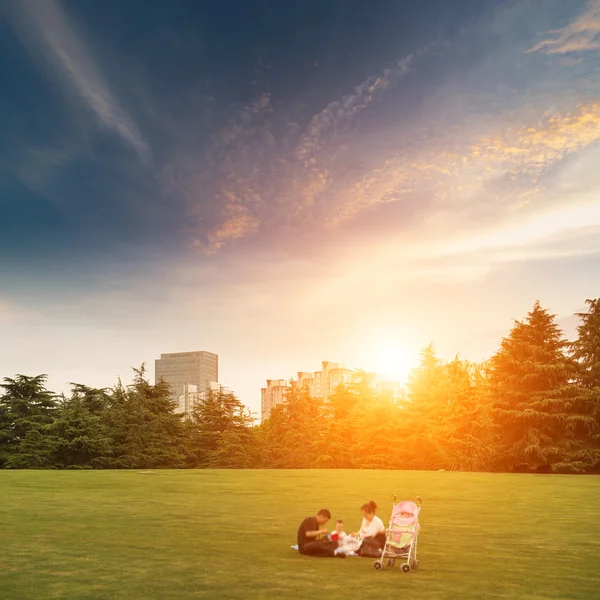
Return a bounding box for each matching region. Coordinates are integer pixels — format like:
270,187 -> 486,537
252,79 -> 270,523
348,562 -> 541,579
363,338 -> 416,384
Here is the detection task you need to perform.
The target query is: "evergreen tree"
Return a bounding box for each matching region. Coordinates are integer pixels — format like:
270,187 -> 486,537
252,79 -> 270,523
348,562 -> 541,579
570,298 -> 600,471
350,390 -> 404,469
260,388 -> 324,468
105,366 -> 187,469
403,344 -> 447,469
488,302 -> 593,473
0,375 -> 58,468
571,298 -> 600,391
48,385 -> 113,468
187,386 -> 255,468
315,372 -> 372,468
436,358 -> 498,471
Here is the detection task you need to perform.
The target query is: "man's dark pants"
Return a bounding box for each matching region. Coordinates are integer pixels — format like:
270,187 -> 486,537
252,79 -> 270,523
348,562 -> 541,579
299,540 -> 338,557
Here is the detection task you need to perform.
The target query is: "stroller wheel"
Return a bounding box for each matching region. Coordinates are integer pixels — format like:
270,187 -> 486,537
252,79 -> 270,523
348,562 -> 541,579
373,561 -> 383,571
401,564 -> 411,574
412,559 -> 420,569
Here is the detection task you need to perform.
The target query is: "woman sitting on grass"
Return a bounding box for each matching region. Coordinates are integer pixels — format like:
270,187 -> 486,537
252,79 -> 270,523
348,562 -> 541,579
351,501 -> 386,556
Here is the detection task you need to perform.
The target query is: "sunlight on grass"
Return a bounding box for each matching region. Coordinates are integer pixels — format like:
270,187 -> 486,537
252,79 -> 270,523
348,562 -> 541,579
1,470 -> 599,600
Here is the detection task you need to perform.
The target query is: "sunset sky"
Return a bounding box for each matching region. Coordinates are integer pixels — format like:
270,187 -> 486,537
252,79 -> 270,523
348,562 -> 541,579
1,0 -> 600,415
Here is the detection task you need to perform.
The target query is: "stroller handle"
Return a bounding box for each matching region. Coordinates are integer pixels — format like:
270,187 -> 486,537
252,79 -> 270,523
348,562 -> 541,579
417,496 -> 423,505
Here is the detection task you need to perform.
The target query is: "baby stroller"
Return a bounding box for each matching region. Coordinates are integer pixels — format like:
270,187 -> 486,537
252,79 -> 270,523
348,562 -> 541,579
373,496 -> 422,573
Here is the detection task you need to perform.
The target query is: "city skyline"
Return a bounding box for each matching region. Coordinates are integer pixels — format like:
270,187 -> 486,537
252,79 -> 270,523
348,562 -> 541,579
261,360 -> 405,421
2,0 -> 600,417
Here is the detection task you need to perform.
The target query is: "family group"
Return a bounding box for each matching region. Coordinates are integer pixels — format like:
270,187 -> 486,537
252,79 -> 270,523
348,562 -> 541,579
297,500 -> 399,558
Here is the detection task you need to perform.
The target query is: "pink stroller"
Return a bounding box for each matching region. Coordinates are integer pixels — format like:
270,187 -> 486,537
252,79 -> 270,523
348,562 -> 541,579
374,496 -> 422,573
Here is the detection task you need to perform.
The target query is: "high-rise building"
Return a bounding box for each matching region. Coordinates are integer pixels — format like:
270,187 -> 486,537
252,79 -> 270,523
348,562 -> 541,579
260,360 -> 405,422
155,350 -> 218,401
176,382 -> 222,416
260,379 -> 291,421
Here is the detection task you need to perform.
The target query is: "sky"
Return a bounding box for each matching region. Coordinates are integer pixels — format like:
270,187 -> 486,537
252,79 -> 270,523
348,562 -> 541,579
1,0 -> 600,416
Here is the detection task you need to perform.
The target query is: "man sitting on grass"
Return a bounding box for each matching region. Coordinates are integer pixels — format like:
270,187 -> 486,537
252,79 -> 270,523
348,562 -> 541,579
297,509 -> 345,558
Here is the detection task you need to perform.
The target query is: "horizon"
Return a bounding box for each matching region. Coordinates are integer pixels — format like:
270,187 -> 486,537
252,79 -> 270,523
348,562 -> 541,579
2,0 -> 600,415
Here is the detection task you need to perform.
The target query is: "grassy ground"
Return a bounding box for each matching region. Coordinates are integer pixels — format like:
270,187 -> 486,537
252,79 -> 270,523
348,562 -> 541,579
0,470 -> 599,600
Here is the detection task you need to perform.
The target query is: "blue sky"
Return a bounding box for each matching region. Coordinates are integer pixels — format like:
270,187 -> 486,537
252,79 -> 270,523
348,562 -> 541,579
1,0 -> 600,414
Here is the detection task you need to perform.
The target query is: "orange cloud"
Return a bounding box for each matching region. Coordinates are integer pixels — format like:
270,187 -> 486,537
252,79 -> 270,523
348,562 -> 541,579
527,1 -> 600,55
469,103 -> 600,174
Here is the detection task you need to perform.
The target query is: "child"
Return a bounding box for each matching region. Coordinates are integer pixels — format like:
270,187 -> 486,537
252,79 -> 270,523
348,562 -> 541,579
332,520 -> 362,555
330,520 -> 346,542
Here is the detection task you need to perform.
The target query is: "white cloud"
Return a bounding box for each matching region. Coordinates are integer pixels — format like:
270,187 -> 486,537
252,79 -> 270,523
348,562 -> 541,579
6,0 -> 150,163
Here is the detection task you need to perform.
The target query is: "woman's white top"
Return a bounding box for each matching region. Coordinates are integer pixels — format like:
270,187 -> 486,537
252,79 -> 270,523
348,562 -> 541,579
359,515 -> 385,539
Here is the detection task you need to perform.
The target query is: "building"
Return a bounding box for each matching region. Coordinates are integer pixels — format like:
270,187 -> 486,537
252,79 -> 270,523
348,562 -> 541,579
176,382 -> 221,416
322,361 -> 354,401
155,350 -> 218,401
260,379 -> 291,421
260,360 -> 405,422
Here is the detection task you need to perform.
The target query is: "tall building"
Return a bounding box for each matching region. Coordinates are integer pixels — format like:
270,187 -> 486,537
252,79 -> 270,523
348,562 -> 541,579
260,360 -> 405,422
155,350 -> 218,401
176,382 -> 222,417
260,379 -> 291,421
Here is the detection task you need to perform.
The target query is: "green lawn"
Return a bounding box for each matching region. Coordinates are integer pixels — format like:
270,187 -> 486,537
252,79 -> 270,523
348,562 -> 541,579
1,470 -> 599,600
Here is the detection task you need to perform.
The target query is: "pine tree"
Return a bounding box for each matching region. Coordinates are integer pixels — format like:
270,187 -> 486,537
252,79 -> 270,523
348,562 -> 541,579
315,372 -> 371,469
350,391 -> 404,469
105,366 -> 187,469
403,343 -> 447,469
187,386 -> 255,468
0,375 -> 58,468
570,298 -> 600,471
260,388 -> 324,468
571,298 -> 600,391
488,302 -> 593,473
48,385 -> 113,468
436,358 -> 498,471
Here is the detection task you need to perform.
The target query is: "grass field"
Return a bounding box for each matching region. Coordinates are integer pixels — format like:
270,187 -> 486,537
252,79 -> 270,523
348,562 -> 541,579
1,470 -> 599,600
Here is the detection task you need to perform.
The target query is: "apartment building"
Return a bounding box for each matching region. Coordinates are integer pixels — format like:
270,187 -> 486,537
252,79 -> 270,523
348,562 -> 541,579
260,360 -> 405,422
176,382 -> 221,416
260,379 -> 291,421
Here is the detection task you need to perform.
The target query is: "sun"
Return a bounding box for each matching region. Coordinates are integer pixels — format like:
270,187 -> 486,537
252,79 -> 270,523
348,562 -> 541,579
364,338 -> 417,384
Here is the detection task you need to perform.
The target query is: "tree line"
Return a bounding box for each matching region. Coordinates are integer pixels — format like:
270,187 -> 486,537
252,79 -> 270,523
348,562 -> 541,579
1,299 -> 599,473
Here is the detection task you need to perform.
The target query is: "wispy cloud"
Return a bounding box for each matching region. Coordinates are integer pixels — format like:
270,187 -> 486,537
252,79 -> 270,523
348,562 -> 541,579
161,1 -> 600,260
165,60 -> 413,252
6,0 -> 150,163
468,103 -> 600,178
0,143 -> 73,194
528,0 -> 600,55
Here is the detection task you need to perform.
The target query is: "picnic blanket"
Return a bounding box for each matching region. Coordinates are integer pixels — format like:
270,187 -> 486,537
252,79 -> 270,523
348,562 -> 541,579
290,538 -> 362,556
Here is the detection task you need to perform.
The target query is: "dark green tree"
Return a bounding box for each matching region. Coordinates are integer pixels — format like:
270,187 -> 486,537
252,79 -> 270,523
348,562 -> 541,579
105,366 -> 187,469
0,375 -> 58,468
571,298 -> 600,391
187,386 -> 255,468
488,301 -> 593,473
48,385 -> 113,468
570,298 -> 600,471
